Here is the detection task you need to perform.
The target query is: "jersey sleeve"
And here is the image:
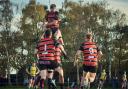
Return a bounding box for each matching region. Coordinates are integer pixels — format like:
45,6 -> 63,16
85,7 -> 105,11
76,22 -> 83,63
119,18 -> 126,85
27,66 -> 31,72
45,11 -> 49,21
54,11 -> 59,20
79,43 -> 84,51
36,41 -> 40,50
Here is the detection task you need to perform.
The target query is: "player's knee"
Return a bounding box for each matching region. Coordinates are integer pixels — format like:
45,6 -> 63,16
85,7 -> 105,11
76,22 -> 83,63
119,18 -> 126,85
59,73 -> 64,79
58,69 -> 63,75
40,70 -> 47,79
40,75 -> 46,80
89,77 -> 95,83
56,67 -> 63,75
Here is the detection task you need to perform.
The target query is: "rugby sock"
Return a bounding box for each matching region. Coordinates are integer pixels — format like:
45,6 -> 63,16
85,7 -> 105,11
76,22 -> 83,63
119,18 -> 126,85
81,86 -> 84,89
47,78 -> 52,89
47,78 -> 57,89
40,79 -> 44,89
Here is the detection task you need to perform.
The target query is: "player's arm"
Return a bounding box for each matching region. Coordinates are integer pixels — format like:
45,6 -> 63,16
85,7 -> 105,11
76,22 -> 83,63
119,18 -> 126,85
59,44 -> 66,55
36,67 -> 40,75
47,20 -> 58,25
97,50 -> 103,60
55,11 -> 61,22
75,50 -> 82,61
58,44 -> 69,60
26,68 -> 30,75
75,43 -> 84,60
34,49 -> 37,58
74,43 -> 84,66
44,11 -> 48,22
73,50 -> 82,66
96,45 -> 103,60
104,73 -> 107,80
43,11 -> 49,27
34,45 -> 40,60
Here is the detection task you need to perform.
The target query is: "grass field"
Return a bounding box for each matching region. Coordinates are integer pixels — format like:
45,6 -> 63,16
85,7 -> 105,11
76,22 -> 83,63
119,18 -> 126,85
0,86 -> 24,89
0,86 -> 116,89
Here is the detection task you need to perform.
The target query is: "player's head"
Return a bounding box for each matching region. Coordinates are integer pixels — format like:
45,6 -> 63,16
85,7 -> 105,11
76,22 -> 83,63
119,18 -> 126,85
86,33 -> 92,41
44,29 -> 52,38
50,4 -> 56,11
32,62 -> 36,66
103,69 -> 105,72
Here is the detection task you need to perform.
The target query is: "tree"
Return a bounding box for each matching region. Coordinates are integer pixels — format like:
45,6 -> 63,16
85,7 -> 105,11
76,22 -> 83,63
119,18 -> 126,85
0,0 -> 46,84
0,0 -> 14,85
20,0 -> 46,65
60,1 -> 127,82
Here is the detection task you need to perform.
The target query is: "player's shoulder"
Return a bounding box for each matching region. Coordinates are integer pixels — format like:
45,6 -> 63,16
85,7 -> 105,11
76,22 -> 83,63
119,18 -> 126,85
55,11 -> 59,14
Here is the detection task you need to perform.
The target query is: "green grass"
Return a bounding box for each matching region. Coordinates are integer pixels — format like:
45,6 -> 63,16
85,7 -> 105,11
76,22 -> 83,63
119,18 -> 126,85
0,86 -> 25,89
0,86 -> 116,89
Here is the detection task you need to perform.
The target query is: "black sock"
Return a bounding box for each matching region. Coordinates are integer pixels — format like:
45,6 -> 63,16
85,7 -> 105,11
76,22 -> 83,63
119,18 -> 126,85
40,79 -> 44,89
48,78 -> 57,89
81,86 -> 84,89
47,78 -> 53,89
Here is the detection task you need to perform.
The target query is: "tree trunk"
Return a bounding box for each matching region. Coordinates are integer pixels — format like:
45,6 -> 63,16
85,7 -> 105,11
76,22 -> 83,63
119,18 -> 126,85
4,44 -> 11,85
76,62 -> 80,86
7,67 -> 11,85
16,72 -> 18,85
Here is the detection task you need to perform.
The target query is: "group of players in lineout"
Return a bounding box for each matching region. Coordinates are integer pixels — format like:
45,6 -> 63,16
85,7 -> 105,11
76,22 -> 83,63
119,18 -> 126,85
25,4 -> 126,89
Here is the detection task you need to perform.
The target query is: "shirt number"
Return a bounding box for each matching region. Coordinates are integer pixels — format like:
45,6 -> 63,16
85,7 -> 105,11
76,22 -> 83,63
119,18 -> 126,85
89,48 -> 94,54
42,44 -> 48,54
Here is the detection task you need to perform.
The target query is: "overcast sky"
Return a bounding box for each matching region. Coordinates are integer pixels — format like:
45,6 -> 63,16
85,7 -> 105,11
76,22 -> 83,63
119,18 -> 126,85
11,0 -> 128,17
48,0 -> 128,16
10,0 -> 128,16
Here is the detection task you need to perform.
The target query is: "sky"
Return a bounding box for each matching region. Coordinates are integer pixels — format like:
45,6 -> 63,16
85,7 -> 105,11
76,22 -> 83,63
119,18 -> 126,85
107,0 -> 128,16
10,0 -> 128,17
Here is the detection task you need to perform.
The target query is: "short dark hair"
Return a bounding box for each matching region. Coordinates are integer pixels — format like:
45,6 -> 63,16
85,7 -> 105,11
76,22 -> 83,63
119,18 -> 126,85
50,4 -> 56,9
86,33 -> 92,39
44,29 -> 52,38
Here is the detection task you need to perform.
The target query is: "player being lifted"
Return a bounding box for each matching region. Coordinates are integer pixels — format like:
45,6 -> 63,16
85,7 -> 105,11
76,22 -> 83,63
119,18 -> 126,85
44,4 -> 64,45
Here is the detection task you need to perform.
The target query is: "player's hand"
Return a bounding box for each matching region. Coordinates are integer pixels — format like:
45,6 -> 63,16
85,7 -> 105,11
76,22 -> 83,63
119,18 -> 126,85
74,54 -> 80,66
36,73 -> 39,75
73,59 -> 79,66
74,59 -> 76,66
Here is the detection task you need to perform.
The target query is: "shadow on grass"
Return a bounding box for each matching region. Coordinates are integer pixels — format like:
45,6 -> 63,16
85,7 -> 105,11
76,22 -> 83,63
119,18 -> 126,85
0,86 -> 25,89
